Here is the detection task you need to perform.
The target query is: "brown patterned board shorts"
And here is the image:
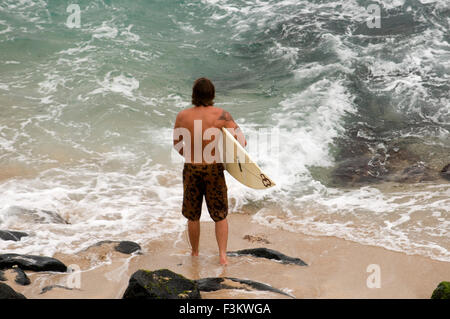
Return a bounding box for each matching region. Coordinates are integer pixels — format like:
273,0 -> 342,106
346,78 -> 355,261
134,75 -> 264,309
182,163 -> 228,222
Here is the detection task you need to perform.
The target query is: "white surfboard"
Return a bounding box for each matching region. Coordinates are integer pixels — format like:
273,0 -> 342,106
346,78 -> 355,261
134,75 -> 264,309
219,127 -> 276,189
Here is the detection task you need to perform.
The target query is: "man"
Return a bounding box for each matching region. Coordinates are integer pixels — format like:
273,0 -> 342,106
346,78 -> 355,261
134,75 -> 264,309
173,77 -> 246,265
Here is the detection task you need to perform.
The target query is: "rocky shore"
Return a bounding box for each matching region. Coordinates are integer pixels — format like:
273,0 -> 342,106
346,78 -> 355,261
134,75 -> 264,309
0,213 -> 449,299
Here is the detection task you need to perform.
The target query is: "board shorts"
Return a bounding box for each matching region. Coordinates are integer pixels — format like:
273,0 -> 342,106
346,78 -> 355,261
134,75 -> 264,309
182,163 -> 228,222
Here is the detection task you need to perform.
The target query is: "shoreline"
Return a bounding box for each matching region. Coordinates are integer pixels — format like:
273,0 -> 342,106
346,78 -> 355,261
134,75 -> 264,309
6,213 -> 449,299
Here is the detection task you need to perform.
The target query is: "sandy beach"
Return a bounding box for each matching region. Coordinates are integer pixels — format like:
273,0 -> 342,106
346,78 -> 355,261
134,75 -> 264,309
5,212 -> 448,299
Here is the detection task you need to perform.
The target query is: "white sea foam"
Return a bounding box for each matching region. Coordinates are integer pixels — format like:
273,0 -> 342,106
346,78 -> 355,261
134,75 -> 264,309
89,72 -> 140,100
92,22 -> 119,39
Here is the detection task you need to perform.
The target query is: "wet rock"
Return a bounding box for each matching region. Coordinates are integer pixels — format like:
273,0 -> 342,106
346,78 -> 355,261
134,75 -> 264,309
1,206 -> 68,224
122,269 -> 201,299
115,241 -> 141,254
227,248 -> 307,266
13,267 -> 30,286
431,281 -> 450,299
0,230 -> 29,242
196,277 -> 293,298
79,240 -> 142,256
40,285 -> 74,295
0,254 -> 67,272
441,164 -> 450,181
332,155 -> 384,185
0,283 -> 26,299
393,162 -> 435,182
330,135 -> 444,186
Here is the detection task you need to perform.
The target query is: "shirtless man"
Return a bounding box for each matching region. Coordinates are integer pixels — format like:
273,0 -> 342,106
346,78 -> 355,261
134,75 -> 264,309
173,77 -> 246,265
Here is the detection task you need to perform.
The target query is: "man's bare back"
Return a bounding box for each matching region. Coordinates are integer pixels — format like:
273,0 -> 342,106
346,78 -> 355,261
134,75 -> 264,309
173,105 -> 246,164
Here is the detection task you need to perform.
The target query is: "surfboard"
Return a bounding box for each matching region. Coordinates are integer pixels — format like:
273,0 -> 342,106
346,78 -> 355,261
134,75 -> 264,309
219,127 -> 276,189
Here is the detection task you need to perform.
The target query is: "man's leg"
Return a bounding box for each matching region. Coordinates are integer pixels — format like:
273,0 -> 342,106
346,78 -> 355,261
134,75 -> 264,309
215,218 -> 228,265
188,219 -> 200,256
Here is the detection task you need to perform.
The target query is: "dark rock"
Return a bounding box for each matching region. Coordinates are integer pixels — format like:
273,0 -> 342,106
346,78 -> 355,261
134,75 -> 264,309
13,267 -> 31,286
40,285 -> 74,295
115,241 -> 141,254
0,230 -> 29,242
332,155 -> 385,185
195,277 -> 293,298
195,277 -> 228,292
441,164 -> 450,181
0,283 -> 26,299
1,206 -> 68,224
122,269 -> 201,299
227,248 -> 307,266
80,240 -> 141,255
0,254 -> 67,272
431,281 -> 450,299
393,162 -> 435,183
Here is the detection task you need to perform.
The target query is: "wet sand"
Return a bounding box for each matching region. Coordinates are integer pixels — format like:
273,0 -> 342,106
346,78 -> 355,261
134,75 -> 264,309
9,213 -> 450,299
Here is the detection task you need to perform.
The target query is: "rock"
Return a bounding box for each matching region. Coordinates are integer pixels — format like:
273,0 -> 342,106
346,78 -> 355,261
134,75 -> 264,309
431,281 -> 450,299
0,254 -> 67,272
0,283 -> 26,299
115,241 -> 141,254
0,270 -> 5,281
0,230 -> 29,242
1,206 -> 68,224
122,269 -> 201,299
331,156 -> 384,185
195,277 -> 293,298
227,248 -> 307,266
13,267 -> 31,286
393,162 -> 435,183
441,164 -> 450,181
80,240 -> 141,255
40,285 -> 74,295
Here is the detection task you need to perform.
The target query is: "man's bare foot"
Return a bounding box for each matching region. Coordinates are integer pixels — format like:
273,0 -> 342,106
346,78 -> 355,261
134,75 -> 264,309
220,255 -> 228,266
191,251 -> 199,256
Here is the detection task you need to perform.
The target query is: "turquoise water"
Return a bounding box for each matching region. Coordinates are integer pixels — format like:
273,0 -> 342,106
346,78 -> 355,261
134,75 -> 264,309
0,0 -> 449,260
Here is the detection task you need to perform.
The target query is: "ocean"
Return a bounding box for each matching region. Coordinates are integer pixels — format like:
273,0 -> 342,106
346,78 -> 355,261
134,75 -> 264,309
0,0 -> 449,261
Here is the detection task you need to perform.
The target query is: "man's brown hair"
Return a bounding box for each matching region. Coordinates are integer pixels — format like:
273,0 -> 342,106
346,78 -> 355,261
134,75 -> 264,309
192,77 -> 215,107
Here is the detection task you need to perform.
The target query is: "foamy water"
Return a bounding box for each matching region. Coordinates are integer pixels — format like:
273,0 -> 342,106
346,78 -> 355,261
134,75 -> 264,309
0,0 -> 449,261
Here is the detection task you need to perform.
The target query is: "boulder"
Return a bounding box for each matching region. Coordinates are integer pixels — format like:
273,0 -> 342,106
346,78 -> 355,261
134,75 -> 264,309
0,283 -> 26,299
115,241 -> 141,254
431,281 -> 450,299
227,248 -> 307,266
0,230 -> 29,242
196,277 -> 293,298
0,254 -> 67,272
441,164 -> 450,181
122,269 -> 201,299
